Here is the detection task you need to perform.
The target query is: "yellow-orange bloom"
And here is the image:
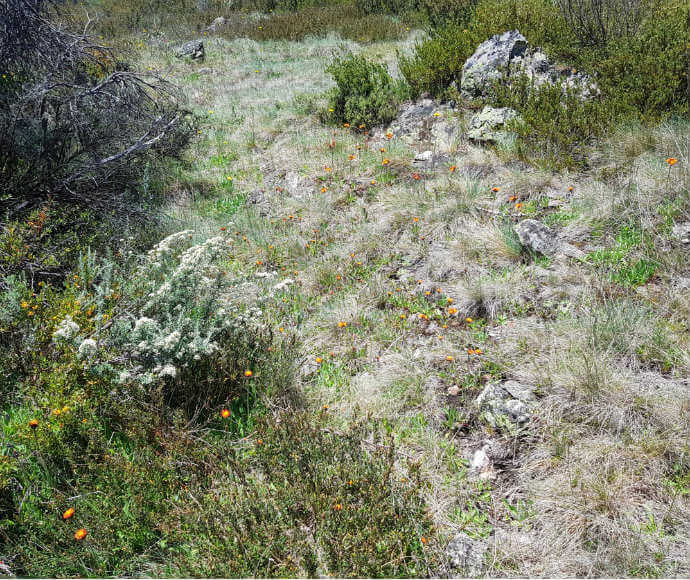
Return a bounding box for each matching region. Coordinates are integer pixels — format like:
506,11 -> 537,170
492,187 -> 500,192
382,158 -> 390,165
244,370 -> 253,377
29,419 -> 38,429
63,507 -> 75,520
449,165 -> 456,172
74,528 -> 87,541
315,357 -> 323,364
338,321 -> 347,328
221,408 -> 231,419
446,355 -> 454,362
667,157 -> 677,166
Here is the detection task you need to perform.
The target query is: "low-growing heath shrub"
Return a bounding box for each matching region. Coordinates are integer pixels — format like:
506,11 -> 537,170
324,54 -> 405,128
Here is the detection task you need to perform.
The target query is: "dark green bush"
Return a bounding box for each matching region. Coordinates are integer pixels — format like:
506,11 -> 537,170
355,0 -> 420,16
418,0 -> 475,28
556,0 -> 648,48
399,25 -> 476,98
248,4 -> 405,42
490,74 -> 610,169
594,0 -> 690,120
325,54 -> 405,128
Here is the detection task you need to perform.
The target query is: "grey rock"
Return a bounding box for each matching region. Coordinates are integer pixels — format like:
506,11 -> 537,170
414,150 -> 433,163
476,381 -> 535,428
672,222 -> 690,244
467,105 -> 520,142
446,532 -> 487,576
206,16 -> 226,33
460,29 -> 597,99
176,40 -> 205,61
461,30 -> 528,98
515,219 -> 585,259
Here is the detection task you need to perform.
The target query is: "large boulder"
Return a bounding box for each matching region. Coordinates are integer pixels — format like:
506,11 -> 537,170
460,30 -> 597,99
460,30 -> 528,98
467,105 -> 520,142
176,39 -> 205,61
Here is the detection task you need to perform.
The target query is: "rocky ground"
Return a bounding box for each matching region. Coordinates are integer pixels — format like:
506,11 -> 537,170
137,27 -> 689,576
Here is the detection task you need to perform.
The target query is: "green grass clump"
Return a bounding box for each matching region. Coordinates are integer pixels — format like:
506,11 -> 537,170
588,225 -> 659,286
324,54 -> 405,129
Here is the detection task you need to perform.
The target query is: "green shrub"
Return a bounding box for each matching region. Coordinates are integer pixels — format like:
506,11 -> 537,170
556,0 -> 648,48
490,73 -> 610,169
355,0 -> 420,16
399,25 -> 476,98
165,411 -> 436,577
418,0 -> 475,28
324,54 -> 405,128
248,4 -> 405,42
594,0 -> 690,120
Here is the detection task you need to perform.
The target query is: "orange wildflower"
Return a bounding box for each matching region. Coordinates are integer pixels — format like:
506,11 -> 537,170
244,370 -> 253,378
449,165 -> 456,172
29,419 -> 38,429
386,132 -> 393,139
380,147 -> 386,153
74,528 -> 87,541
491,187 -> 500,192
62,507 -> 75,520
412,173 -> 421,180
446,355 -> 454,362
333,503 -> 342,511
667,157 -> 677,166
338,321 -> 347,328
382,158 -> 390,165
315,357 -> 323,364
221,409 -> 231,419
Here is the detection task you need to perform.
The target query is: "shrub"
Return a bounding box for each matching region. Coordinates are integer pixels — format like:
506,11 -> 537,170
355,0 -> 420,16
399,25 -> 476,98
594,1 -> 690,120
489,73 -> 610,169
417,0 -> 475,28
556,0 -> 648,47
165,411 -> 436,577
324,54 -> 405,128
0,0 -> 194,277
248,4 -> 405,42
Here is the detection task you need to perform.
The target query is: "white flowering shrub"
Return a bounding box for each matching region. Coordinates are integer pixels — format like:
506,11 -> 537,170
102,230 -> 270,411
53,315 -> 80,343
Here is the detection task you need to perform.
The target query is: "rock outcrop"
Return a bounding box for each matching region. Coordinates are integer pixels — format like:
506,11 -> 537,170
460,29 -> 596,99
476,380 -> 536,428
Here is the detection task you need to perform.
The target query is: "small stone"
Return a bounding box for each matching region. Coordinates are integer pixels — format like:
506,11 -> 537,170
672,222 -> 690,244
446,532 -> 487,576
176,39 -> 205,61
515,219 -> 585,259
447,385 -> 461,396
